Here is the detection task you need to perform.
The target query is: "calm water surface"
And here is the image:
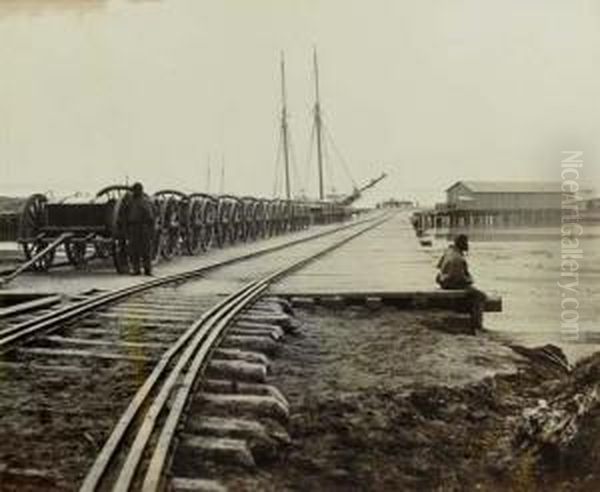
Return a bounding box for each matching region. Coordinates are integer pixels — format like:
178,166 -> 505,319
430,225 -> 600,362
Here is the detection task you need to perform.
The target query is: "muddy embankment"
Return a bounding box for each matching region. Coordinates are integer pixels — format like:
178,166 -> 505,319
248,306 -> 600,491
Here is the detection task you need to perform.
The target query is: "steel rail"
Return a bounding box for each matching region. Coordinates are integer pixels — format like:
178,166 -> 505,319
114,282 -> 269,492
81,213 -> 391,491
0,213 -> 382,351
141,213 -> 391,492
78,281 -> 265,492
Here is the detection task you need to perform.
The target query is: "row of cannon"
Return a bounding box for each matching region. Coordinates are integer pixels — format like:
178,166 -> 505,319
17,185 -> 351,273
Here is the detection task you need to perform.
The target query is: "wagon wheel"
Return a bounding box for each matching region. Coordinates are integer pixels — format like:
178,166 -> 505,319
303,206 -> 311,229
184,198 -> 203,255
155,190 -> 187,258
277,202 -> 286,235
109,194 -> 131,274
238,203 -> 250,243
112,239 -> 129,274
65,240 -> 91,269
291,204 -> 299,231
214,200 -> 228,248
228,202 -> 242,245
247,204 -> 259,241
19,194 -> 46,240
202,199 -> 217,251
288,204 -> 296,232
254,202 -> 265,239
95,185 -> 131,202
265,203 -> 275,237
150,197 -> 165,263
18,194 -> 54,271
271,203 -> 282,236
259,202 -> 269,238
159,196 -> 180,260
247,201 -> 260,241
282,202 -> 292,233
94,242 -> 111,259
21,241 -> 55,272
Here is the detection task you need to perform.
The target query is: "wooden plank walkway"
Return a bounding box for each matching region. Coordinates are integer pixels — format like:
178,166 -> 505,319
271,212 -> 437,295
271,212 -> 502,330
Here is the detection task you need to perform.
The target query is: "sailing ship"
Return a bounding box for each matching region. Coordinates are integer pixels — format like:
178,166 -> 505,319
276,49 -> 386,207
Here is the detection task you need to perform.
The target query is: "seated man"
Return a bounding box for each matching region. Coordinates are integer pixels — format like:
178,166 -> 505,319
436,234 -> 485,332
436,234 -> 473,289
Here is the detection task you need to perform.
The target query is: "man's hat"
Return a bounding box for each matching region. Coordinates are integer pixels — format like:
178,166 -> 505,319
454,234 -> 469,251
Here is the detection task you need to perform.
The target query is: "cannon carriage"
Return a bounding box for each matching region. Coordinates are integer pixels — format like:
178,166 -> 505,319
214,195 -> 243,247
151,190 -> 185,261
12,183 -> 354,281
17,185 -> 133,273
238,197 -> 267,242
185,193 -> 217,254
265,199 -> 291,236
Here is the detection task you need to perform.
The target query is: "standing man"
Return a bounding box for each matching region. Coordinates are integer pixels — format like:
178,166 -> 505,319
436,234 -> 486,332
126,182 -> 155,276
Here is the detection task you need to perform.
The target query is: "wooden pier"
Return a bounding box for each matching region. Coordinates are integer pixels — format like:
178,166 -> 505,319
271,212 -> 501,329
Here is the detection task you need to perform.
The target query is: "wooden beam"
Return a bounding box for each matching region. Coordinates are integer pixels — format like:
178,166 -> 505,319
274,291 -> 502,312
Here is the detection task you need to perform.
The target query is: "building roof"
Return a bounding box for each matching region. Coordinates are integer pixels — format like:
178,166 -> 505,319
446,180 -> 567,194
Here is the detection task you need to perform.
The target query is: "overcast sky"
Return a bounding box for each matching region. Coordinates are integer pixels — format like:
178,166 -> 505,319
0,0 -> 599,205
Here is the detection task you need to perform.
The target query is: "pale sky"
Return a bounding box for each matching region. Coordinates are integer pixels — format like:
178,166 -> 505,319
0,0 -> 599,205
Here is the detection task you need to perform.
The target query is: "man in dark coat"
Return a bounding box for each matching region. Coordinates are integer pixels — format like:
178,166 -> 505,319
126,182 -> 155,275
436,234 -> 486,332
436,234 -> 473,289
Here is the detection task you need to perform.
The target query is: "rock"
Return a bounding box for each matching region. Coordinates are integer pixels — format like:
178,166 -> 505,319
220,335 -> 279,355
171,477 -> 227,492
179,435 -> 256,469
469,410 -> 489,422
194,393 -> 290,424
206,360 -> 267,384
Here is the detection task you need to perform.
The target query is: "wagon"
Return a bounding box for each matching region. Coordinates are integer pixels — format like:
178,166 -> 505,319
11,185 -> 352,280
214,195 -> 244,247
17,185 -> 149,273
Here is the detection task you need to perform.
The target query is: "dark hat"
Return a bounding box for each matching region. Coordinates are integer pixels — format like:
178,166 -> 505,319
131,182 -> 143,195
454,234 -> 469,251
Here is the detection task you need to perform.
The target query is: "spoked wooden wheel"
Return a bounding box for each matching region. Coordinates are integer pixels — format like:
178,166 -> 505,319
112,239 -> 130,274
255,201 -> 267,239
151,197 -> 165,264
108,194 -> 131,274
202,199 -> 216,251
154,190 -> 186,260
65,240 -> 91,269
184,198 -> 203,255
239,199 -> 257,242
246,205 -> 260,241
214,201 -> 228,248
228,202 -> 242,245
94,242 -> 111,259
281,202 -> 292,234
159,197 -> 180,260
95,185 -> 132,202
264,204 -> 274,238
22,240 -> 55,272
18,194 -> 54,271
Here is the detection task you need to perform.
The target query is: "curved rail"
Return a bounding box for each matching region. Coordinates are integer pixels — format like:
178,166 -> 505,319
80,213 -> 392,491
0,212 -> 383,351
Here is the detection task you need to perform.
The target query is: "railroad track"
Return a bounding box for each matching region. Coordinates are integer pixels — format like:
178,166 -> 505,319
0,212 -> 392,491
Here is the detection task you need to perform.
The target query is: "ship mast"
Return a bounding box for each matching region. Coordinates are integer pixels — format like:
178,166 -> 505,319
280,52 -> 292,200
313,48 -> 325,200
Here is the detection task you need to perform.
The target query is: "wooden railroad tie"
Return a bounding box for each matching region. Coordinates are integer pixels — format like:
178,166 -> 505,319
277,290 -> 502,332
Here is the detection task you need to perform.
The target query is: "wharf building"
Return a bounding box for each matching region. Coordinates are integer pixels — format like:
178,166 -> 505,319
415,181 -> 596,231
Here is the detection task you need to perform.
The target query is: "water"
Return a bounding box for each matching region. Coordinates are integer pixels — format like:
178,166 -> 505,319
427,225 -> 600,362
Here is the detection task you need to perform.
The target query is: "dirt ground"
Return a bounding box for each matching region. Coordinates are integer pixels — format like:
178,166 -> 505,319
226,306 -> 600,491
